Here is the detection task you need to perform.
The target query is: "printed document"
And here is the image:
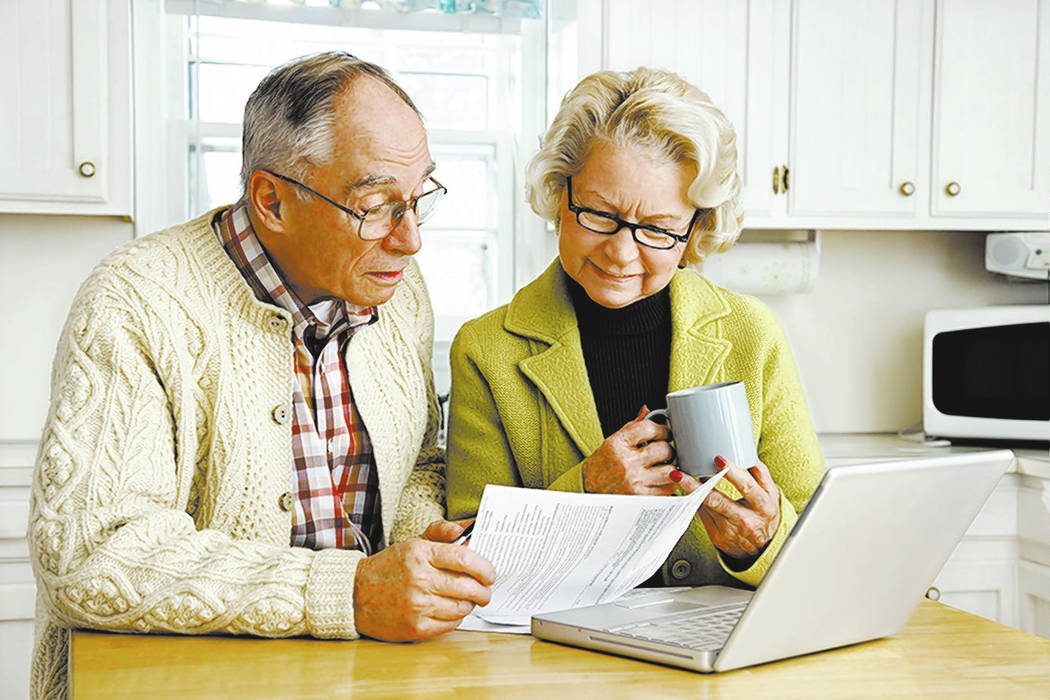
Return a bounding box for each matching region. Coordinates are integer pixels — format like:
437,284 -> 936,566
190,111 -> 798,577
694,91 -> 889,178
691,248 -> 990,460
458,473 -> 725,628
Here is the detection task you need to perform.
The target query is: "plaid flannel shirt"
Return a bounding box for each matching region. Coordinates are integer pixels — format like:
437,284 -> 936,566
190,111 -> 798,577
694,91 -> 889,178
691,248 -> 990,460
214,204 -> 383,553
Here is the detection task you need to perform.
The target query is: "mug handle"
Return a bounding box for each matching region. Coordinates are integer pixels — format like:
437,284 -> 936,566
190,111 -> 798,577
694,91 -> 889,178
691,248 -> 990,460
645,408 -> 670,425
643,409 -> 677,467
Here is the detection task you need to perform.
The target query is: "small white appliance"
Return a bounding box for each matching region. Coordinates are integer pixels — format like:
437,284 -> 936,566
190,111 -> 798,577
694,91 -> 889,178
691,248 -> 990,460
986,232 -> 1050,279
924,305 -> 1049,443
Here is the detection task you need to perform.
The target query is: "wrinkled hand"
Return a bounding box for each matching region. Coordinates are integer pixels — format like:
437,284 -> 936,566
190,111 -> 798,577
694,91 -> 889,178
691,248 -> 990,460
421,518 -> 475,544
353,519 -> 496,641
677,457 -> 781,561
581,407 -> 677,495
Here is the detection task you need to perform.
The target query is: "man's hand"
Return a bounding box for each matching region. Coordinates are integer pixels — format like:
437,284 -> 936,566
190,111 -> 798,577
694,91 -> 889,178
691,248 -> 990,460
353,519 -> 495,641
420,518 -> 474,544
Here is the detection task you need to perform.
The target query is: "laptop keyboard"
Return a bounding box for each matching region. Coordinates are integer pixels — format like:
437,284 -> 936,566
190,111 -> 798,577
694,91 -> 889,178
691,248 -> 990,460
607,603 -> 747,651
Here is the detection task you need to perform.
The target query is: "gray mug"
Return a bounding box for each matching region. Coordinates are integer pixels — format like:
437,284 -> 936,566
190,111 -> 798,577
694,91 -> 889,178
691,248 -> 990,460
646,381 -> 759,477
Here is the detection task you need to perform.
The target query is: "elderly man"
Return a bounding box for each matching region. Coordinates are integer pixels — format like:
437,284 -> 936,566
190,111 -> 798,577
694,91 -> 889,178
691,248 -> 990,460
29,52 -> 495,698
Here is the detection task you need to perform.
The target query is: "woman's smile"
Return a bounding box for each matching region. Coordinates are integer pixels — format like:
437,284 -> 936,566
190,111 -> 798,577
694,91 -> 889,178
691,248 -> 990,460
586,260 -> 641,284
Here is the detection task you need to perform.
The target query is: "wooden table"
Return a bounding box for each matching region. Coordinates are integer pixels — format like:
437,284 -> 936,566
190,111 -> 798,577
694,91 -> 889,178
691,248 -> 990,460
70,601 -> 1049,698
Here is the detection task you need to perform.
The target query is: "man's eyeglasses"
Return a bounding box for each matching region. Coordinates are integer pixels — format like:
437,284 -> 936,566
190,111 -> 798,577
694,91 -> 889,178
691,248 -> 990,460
566,176 -> 700,250
262,169 -> 447,241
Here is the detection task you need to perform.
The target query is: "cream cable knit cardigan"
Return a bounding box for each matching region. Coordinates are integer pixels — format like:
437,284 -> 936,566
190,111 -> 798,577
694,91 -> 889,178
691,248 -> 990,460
28,208 -> 446,698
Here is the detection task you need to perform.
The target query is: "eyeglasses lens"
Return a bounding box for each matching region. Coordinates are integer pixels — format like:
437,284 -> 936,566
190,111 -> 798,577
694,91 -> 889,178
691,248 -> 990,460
357,186 -> 445,240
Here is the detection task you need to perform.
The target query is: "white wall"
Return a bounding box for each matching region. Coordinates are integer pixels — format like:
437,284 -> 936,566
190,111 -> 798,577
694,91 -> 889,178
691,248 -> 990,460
0,215 -> 135,441
761,229 -> 1048,433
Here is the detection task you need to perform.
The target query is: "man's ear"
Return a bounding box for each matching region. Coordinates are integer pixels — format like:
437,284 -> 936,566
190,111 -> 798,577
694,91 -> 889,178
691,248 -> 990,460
247,170 -> 287,233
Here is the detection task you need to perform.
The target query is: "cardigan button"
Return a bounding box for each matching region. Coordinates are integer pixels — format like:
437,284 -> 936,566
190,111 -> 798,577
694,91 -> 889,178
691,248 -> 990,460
670,559 -> 692,580
268,314 -> 288,332
271,405 -> 291,425
278,492 -> 295,512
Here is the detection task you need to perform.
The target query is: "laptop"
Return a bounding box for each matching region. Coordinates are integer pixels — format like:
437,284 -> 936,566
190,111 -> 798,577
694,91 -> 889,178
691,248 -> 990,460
531,450 -> 1013,672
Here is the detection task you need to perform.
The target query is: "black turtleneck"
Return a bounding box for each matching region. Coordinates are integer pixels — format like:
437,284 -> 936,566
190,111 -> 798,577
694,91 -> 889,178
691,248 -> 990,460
568,277 -> 672,437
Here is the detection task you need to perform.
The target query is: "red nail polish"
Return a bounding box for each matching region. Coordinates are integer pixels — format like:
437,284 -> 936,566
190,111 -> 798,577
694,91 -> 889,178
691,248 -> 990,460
669,469 -> 683,483
714,455 -> 728,469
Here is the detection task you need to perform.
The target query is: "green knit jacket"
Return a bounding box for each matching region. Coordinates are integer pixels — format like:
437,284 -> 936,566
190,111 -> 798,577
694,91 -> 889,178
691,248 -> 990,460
447,260 -> 825,589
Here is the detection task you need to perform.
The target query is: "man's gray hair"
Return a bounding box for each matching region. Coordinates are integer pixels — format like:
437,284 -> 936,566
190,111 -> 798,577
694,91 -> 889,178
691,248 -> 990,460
239,51 -> 421,195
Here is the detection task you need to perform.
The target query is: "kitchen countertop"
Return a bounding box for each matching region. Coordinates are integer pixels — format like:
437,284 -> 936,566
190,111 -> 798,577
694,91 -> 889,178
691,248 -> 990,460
818,432 -> 1050,479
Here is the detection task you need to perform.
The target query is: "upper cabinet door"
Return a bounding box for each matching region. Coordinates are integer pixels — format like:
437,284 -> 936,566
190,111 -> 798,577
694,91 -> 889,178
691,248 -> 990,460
738,0 -> 790,220
788,0 -> 931,218
932,0 -> 1050,219
0,0 -> 132,215
589,0 -> 789,221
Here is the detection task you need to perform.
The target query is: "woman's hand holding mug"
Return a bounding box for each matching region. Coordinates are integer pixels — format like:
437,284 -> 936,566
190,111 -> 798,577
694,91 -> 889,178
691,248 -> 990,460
581,406 -> 681,495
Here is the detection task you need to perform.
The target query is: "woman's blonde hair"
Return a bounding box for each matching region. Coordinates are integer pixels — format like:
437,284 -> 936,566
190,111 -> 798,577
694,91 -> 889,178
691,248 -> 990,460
525,67 -> 742,265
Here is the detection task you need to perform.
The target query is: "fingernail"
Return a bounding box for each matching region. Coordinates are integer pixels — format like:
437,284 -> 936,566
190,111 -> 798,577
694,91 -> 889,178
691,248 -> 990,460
748,466 -> 760,478
669,469 -> 683,483
714,455 -> 728,469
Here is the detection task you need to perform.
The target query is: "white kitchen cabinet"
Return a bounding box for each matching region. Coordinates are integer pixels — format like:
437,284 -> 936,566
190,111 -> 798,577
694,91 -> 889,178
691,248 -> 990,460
933,469 -> 1050,639
1017,472 -> 1050,639
0,443 -> 36,700
931,0 -> 1050,220
577,0 -> 1050,231
0,0 -> 133,216
787,0 -> 930,220
930,474 -> 1021,627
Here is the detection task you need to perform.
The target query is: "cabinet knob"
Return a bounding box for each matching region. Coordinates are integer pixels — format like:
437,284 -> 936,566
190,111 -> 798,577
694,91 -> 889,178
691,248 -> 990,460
78,161 -> 96,178
945,181 -> 961,197
772,165 -> 781,194
782,165 -> 790,192
925,586 -> 941,601
898,181 -> 915,197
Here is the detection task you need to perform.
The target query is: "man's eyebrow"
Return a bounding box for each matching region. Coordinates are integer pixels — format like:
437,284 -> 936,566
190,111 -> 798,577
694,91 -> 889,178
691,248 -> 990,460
346,163 -> 438,192
347,174 -> 395,191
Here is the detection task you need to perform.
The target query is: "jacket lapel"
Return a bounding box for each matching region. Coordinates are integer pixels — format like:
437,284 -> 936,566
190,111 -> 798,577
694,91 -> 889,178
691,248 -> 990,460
503,263 -> 734,459
505,262 -> 605,459
667,270 -> 734,391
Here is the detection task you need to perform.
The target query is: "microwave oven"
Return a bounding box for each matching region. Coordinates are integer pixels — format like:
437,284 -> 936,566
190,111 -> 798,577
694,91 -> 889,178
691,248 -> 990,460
923,305 -> 1049,443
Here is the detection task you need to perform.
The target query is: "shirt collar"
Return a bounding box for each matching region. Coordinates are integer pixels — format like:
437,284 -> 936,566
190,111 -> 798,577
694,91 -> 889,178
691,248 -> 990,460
214,203 -> 378,342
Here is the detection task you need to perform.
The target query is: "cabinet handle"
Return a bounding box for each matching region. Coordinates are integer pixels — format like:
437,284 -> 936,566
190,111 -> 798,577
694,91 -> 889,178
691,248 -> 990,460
899,181 -> 915,197
945,181 -> 961,197
78,161 -> 97,178
925,587 -> 941,601
772,166 -> 781,194
782,165 -> 790,192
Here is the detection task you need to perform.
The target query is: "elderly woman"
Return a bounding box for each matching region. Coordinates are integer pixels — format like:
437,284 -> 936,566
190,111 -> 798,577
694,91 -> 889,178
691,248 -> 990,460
446,67 -> 825,588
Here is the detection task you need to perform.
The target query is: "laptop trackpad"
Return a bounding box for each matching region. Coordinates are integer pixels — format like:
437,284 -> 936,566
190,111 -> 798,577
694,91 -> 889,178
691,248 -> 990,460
616,599 -> 703,613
